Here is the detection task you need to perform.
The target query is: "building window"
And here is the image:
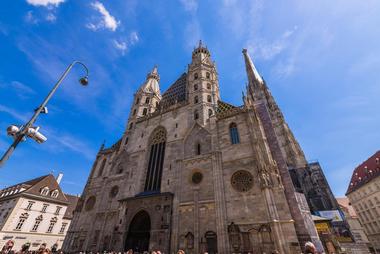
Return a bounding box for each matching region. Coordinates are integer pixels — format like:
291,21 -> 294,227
207,95 -> 212,102
31,216 -> 43,232
26,201 -> 34,211
194,84 -> 198,91
196,143 -> 201,155
41,204 -> 49,213
85,196 -> 96,211
208,109 -> 213,117
117,164 -> 123,174
229,123 -> 240,144
206,72 -> 210,79
194,110 -> 199,120
133,109 -> 136,116
145,97 -> 150,104
51,190 -> 59,198
59,223 -> 67,234
144,127 -> 167,192
55,206 -> 62,215
15,218 -> 26,230
207,83 -> 211,89
143,108 -> 147,116
47,220 -> 56,233
135,97 -> 140,105
194,73 -> 198,80
194,96 -> 199,104
129,122 -> 133,130
40,187 -> 49,196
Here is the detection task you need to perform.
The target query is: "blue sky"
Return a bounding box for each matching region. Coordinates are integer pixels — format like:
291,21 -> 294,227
0,0 -> 379,197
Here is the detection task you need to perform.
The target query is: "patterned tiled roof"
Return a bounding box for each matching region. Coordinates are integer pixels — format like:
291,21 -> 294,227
217,100 -> 236,113
346,150 -> 380,194
160,73 -> 187,109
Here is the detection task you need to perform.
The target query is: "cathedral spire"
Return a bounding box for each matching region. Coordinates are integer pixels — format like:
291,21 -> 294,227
243,48 -> 265,101
140,65 -> 161,95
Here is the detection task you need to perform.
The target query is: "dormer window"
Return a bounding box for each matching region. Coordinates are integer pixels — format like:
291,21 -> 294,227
194,73 -> 198,80
206,72 -> 210,79
51,190 -> 59,198
41,187 -> 49,196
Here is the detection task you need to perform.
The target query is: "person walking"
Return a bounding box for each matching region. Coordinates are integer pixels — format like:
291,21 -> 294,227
304,242 -> 317,254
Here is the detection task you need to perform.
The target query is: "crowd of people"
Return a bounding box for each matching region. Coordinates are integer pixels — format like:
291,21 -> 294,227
1,241 -> 319,254
0,240 -> 62,254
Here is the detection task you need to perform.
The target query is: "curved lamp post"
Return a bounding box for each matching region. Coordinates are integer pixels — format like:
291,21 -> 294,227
0,61 -> 89,168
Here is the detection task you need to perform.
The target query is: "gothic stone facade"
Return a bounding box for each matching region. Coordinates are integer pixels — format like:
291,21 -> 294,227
63,44 -> 321,254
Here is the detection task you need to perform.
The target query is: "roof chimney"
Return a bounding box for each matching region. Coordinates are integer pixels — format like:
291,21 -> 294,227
56,173 -> 63,185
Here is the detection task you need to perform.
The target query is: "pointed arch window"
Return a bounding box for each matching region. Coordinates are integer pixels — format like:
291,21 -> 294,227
207,95 -> 212,102
133,109 -> 136,116
194,84 -> 198,91
229,123 -> 240,144
207,83 -> 211,89
98,158 -> 106,177
194,96 -> 199,104
143,108 -> 147,116
144,127 -> 167,192
206,72 -> 210,79
135,97 -> 140,105
194,110 -> 199,120
129,122 -> 133,130
145,97 -> 150,104
208,109 -> 213,117
194,73 -> 198,80
196,143 -> 201,155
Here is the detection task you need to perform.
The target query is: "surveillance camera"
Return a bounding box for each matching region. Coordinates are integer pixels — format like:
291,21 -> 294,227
26,126 -> 47,144
35,107 -> 48,114
79,76 -> 89,86
7,125 -> 20,137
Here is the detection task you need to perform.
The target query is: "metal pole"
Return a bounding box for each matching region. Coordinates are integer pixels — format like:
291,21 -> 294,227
0,61 -> 88,168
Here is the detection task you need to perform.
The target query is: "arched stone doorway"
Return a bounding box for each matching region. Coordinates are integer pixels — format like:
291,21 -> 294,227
125,210 -> 151,252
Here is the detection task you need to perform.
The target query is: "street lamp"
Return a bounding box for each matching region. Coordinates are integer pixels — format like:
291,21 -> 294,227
0,61 -> 89,168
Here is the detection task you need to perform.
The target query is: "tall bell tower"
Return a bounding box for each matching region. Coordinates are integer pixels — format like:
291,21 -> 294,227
187,41 -> 220,125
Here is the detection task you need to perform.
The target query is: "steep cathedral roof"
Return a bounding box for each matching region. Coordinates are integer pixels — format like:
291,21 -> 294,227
159,72 -> 187,109
346,150 -> 380,194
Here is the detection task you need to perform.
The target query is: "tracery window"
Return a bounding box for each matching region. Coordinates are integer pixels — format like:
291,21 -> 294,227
144,127 -> 167,192
229,123 -> 240,144
194,96 -> 199,104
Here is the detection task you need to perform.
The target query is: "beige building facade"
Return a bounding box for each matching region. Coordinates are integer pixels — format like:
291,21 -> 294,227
346,151 -> 380,253
0,174 -> 78,251
64,43 -> 323,254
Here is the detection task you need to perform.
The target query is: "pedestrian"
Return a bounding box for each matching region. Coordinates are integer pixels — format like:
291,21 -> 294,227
126,249 -> 133,254
304,241 -> 317,254
176,250 -> 185,254
1,240 -> 15,254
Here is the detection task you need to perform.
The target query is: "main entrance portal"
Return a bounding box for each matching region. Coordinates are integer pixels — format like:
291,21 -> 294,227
125,211 -> 151,252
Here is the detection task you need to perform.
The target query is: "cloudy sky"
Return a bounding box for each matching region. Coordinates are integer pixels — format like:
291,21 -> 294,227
0,0 -> 379,197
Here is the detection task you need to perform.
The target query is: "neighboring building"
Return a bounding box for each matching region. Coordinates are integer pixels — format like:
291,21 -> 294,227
0,174 -> 79,251
312,215 -> 339,254
337,197 -> 371,253
346,150 -> 380,253
64,43 -> 325,254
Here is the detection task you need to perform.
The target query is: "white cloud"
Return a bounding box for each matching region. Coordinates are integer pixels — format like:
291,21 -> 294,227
113,32 -> 139,56
88,1 -> 119,32
129,31 -> 139,45
26,0 -> 65,7
180,0 -> 198,12
113,40 -> 128,55
46,13 -> 56,22
25,11 -> 39,24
